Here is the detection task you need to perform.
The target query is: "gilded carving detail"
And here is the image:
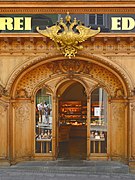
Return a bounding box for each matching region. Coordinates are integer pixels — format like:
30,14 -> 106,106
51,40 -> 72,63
15,103 -> 30,123
16,60 -> 123,97
37,13 -> 100,58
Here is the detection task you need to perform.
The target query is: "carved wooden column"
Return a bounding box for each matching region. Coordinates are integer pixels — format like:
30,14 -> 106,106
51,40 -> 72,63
0,97 -> 9,165
110,99 -> 128,161
87,94 -> 91,160
52,95 -> 57,159
129,97 -> 135,168
107,97 -> 111,160
11,99 -> 32,163
31,96 -> 35,158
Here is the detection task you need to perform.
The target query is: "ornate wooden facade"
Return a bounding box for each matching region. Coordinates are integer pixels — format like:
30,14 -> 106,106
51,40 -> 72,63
0,1 -> 135,170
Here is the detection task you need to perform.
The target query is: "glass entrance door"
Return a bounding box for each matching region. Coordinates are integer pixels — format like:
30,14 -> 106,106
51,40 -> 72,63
57,81 -> 87,159
90,88 -> 107,154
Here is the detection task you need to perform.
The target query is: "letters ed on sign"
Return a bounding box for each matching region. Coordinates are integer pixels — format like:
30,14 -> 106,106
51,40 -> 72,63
111,17 -> 135,31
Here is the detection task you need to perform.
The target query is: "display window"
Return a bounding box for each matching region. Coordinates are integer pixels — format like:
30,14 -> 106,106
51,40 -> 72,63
90,88 -> 107,154
35,87 -> 52,154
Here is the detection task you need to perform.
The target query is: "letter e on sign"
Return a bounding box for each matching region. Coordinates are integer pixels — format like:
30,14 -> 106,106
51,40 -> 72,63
111,17 -> 121,30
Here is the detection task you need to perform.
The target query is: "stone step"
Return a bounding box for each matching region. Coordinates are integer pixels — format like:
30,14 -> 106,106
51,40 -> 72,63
9,160 -> 129,175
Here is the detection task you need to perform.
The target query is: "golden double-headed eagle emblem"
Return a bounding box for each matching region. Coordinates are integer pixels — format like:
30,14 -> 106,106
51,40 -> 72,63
37,13 -> 100,58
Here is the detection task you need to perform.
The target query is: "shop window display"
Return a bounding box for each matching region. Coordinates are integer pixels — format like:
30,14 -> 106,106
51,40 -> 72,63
90,88 -> 107,154
35,87 -> 52,154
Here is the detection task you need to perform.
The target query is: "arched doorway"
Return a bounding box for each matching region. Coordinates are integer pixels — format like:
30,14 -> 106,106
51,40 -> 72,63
9,58 -> 129,163
57,80 -> 87,159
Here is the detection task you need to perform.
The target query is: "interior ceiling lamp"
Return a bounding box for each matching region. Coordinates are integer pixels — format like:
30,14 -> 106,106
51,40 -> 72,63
37,12 -> 100,59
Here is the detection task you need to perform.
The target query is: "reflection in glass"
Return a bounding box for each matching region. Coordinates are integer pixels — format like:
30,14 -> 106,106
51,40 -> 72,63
90,88 -> 107,153
35,87 -> 52,154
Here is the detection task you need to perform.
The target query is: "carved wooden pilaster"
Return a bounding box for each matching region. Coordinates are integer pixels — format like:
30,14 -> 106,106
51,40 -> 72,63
106,97 -> 111,160
129,99 -> 135,162
0,101 -> 8,161
52,95 -> 57,158
12,100 -> 32,161
87,95 -> 91,159
110,100 -> 128,161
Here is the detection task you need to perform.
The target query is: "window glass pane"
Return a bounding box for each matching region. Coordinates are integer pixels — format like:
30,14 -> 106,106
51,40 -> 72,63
97,14 -> 103,25
35,87 -> 52,154
90,88 -> 107,153
89,14 -> 95,24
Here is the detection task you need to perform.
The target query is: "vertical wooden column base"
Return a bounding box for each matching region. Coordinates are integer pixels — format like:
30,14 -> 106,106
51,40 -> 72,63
0,160 -> 10,166
129,161 -> 135,173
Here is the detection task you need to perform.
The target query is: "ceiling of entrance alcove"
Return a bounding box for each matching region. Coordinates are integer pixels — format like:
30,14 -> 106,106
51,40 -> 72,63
57,81 -> 87,101
57,81 -> 75,97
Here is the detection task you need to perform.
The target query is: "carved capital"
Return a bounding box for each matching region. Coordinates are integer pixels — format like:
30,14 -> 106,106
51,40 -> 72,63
114,88 -> 125,99
131,87 -> 135,97
130,103 -> 135,111
53,95 -> 57,102
15,88 -> 29,98
0,85 -> 8,97
87,96 -> 91,102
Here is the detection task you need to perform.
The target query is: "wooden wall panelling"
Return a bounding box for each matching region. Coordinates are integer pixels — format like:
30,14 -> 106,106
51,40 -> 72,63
12,100 -> 32,162
110,100 -> 127,161
0,99 -> 9,164
129,100 -> 135,162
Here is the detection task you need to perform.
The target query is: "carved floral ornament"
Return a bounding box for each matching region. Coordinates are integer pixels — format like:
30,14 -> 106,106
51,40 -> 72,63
0,85 -> 7,97
37,13 -> 100,58
16,88 -> 29,98
15,103 -> 30,123
15,60 -> 124,98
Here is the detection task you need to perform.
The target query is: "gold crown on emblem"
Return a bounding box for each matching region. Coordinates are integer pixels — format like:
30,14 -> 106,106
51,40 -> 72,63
37,12 -> 100,59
